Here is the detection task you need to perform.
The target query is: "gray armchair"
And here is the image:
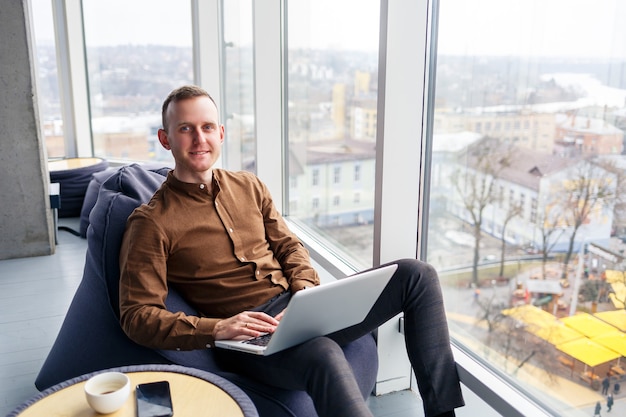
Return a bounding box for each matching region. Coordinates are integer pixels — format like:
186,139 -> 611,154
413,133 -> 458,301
36,163 -> 379,417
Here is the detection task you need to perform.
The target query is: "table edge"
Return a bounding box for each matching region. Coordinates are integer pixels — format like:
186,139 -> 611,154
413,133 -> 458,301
7,364 -> 258,417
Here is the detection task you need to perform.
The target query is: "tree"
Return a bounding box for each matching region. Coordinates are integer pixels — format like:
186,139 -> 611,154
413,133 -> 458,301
579,279 -> 611,306
498,201 -> 523,278
536,202 -> 566,280
485,307 -> 557,380
555,161 -> 617,279
451,137 -> 513,287
474,283 -> 507,333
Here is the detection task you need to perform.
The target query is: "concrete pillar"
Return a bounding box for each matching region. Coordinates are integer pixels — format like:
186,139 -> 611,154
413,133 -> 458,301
0,0 -> 54,260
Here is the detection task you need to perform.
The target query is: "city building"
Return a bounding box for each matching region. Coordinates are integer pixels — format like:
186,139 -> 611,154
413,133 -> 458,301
434,108 -> 556,154
446,144 -> 616,252
554,113 -> 624,158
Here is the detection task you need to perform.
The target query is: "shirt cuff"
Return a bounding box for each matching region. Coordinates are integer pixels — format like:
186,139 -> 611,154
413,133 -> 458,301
196,317 -> 219,348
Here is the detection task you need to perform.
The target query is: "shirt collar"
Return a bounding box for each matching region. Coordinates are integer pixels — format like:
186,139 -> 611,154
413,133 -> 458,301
166,170 -> 221,195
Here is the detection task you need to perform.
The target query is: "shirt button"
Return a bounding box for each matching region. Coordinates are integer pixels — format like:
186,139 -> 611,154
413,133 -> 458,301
199,184 -> 205,189
228,228 -> 233,233
240,256 -> 246,261
256,270 -> 260,275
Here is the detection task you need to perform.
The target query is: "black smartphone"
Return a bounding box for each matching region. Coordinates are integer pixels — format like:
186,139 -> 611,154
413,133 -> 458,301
136,381 -> 174,417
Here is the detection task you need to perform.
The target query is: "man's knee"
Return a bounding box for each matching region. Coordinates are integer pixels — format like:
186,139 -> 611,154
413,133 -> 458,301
302,337 -> 346,367
394,258 -> 440,285
293,337 -> 355,390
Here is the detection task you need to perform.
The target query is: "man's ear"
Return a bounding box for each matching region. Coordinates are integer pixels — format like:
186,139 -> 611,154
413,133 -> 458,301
157,128 -> 171,150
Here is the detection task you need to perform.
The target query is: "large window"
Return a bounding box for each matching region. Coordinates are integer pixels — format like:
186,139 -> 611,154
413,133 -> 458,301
82,0 -> 193,163
32,0 -> 63,158
222,0 -> 256,173
429,0 -> 626,415
286,0 -> 380,269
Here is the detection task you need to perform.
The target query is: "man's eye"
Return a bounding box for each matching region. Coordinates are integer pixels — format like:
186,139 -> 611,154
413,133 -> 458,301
204,125 -> 215,131
180,126 -> 190,132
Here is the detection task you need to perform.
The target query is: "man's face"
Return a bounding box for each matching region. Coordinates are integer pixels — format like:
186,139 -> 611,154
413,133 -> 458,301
158,96 -> 224,183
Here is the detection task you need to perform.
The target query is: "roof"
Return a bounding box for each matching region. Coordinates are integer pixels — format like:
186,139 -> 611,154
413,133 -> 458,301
459,138 -> 574,191
556,114 -> 623,136
498,148 -> 573,190
304,139 -> 377,165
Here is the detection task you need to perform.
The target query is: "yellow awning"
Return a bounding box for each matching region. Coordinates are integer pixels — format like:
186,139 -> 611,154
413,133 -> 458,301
532,322 -> 584,345
556,338 -> 621,367
502,304 -> 556,326
592,331 -> 626,357
560,313 -> 619,338
502,304 -> 584,345
594,310 -> 626,332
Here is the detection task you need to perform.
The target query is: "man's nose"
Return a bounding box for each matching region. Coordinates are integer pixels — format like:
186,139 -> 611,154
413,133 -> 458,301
192,126 -> 204,142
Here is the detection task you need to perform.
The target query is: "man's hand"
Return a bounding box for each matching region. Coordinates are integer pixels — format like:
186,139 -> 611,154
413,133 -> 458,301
213,311 -> 280,341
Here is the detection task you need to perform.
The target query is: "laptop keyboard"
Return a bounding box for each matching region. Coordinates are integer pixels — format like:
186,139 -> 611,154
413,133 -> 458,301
243,333 -> 272,346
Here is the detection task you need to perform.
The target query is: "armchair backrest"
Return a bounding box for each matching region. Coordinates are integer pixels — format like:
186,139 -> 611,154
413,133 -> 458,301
85,164 -> 168,315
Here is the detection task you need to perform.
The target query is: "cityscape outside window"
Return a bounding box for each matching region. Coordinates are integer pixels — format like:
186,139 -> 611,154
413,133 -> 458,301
222,0 -> 257,173
31,0 -> 63,158
429,0 -> 626,415
82,0 -> 192,163
286,0 -> 380,268
285,0 -> 626,414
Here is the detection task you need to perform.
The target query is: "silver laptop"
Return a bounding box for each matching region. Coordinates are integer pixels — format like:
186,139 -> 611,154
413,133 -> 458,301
215,264 -> 398,355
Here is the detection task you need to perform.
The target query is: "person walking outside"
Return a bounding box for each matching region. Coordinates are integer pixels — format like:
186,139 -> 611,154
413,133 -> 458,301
602,375 -> 610,395
607,393 -> 613,412
594,401 -> 602,417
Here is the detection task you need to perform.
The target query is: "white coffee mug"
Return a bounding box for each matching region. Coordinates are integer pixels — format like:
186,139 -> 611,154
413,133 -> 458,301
84,371 -> 131,414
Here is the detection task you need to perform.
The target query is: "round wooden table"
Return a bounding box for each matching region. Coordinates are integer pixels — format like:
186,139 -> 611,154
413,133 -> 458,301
48,157 -> 110,218
48,157 -> 107,172
9,365 -> 258,417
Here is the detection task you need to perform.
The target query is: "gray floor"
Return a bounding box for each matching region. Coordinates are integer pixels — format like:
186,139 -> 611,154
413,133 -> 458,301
0,218 -> 495,416
0,219 -> 86,416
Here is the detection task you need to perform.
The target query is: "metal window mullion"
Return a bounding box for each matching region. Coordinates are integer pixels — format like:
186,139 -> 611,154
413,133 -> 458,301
373,0 -> 431,394
51,0 -> 91,157
192,0 -> 223,118
192,0 -> 224,169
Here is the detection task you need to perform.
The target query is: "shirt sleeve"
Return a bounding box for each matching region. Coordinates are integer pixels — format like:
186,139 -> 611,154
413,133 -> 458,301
119,210 -> 218,350
257,178 -> 321,292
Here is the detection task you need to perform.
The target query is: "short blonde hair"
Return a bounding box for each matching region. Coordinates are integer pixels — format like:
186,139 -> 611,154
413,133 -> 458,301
161,85 -> 217,131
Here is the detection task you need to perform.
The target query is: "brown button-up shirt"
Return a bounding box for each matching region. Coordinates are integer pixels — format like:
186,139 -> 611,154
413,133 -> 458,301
119,169 -> 319,350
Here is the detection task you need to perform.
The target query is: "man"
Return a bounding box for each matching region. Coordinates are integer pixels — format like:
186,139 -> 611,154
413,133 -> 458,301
602,375 -> 610,395
119,85 -> 464,417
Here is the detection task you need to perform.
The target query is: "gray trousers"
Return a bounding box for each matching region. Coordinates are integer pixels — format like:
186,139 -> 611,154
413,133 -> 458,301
215,259 -> 465,417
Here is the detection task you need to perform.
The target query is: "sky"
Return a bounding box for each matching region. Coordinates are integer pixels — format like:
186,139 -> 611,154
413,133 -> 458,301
437,0 -> 626,58
31,0 -> 626,59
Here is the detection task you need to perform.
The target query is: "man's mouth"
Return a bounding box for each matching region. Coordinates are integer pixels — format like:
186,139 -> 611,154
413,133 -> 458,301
190,151 -> 209,155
